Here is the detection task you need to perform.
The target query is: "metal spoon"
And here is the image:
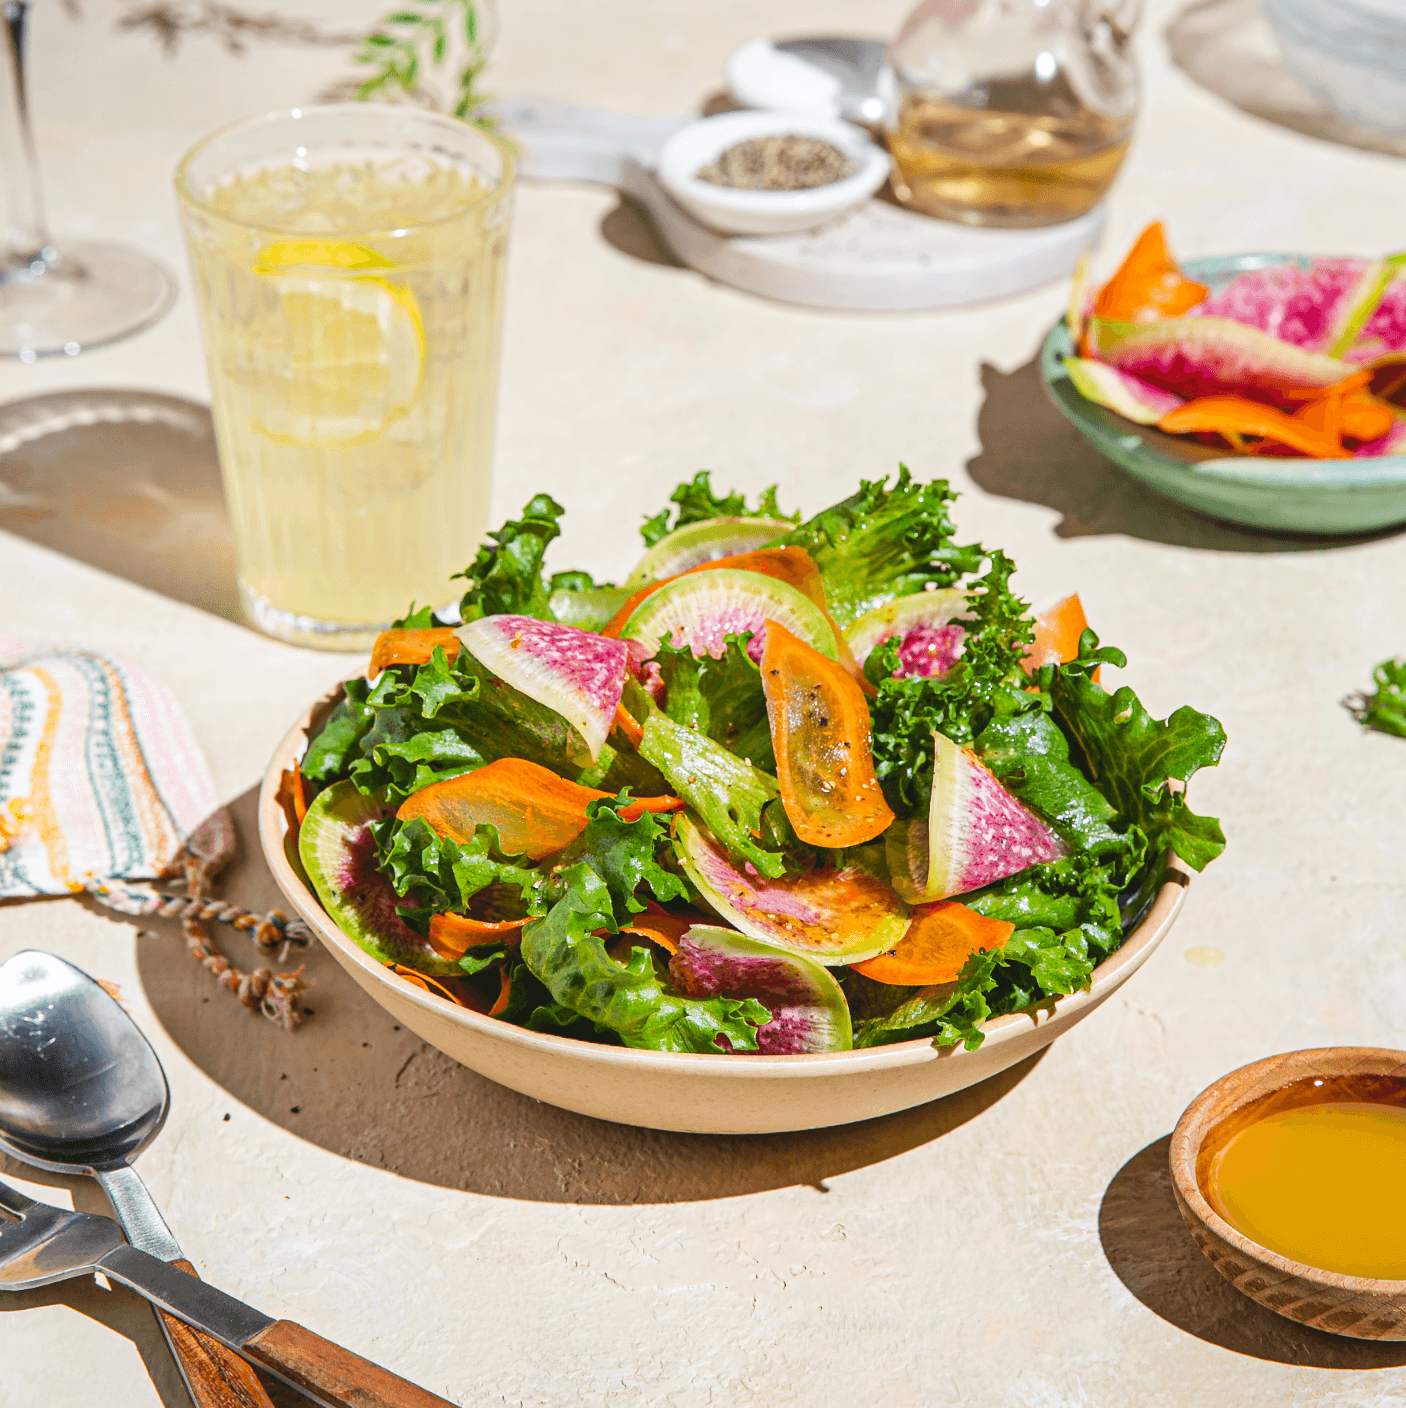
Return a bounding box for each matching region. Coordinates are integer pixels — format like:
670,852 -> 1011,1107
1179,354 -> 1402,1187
0,949 -> 274,1408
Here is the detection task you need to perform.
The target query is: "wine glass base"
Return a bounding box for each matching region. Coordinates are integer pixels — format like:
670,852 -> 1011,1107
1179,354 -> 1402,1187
0,240 -> 177,360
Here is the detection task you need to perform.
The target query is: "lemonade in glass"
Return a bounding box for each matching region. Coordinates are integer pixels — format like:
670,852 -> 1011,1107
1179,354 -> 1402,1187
176,105 -> 513,648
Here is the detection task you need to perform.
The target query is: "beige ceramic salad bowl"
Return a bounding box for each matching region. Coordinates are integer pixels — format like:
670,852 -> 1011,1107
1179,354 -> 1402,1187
259,695 -> 1190,1135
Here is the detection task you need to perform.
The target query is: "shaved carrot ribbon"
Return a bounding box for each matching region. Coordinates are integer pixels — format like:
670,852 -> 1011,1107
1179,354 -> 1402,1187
488,967 -> 512,1017
389,964 -> 491,1012
1158,396 -> 1351,459
368,627 -> 462,679
398,757 -> 685,860
612,702 -> 644,748
428,911 -> 525,962
1093,222 -> 1208,325
851,902 -> 1014,986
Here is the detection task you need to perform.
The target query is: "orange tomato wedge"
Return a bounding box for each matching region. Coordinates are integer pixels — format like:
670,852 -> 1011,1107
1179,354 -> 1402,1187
398,757 -> 685,859
427,911 -> 525,962
850,901 -> 1014,986
1158,396 -> 1350,459
1021,594 -> 1089,673
759,619 -> 894,848
1093,221 -> 1209,324
367,627 -> 462,679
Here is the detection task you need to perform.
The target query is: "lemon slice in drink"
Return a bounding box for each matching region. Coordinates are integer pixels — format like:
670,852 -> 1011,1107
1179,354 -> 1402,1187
242,240 -> 425,447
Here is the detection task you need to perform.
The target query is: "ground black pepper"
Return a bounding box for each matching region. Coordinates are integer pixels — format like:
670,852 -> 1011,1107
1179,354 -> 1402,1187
695,136 -> 856,191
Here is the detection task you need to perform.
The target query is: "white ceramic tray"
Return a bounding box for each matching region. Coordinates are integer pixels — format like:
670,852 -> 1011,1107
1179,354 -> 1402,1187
493,96 -> 1102,312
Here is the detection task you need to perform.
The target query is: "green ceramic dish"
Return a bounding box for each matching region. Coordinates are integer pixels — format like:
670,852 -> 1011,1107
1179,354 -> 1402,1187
1040,253 -> 1406,536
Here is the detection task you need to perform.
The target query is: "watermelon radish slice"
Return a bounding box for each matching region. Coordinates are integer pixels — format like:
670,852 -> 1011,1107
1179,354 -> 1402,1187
1347,268 -> 1406,363
1193,258 -> 1381,357
885,732 -> 1070,904
456,615 -> 628,762
1063,358 -> 1184,426
673,813 -> 908,964
844,589 -> 969,676
626,516 -> 793,585
620,568 -> 838,662
1087,316 -> 1349,404
299,781 -> 459,976
669,925 -> 852,1053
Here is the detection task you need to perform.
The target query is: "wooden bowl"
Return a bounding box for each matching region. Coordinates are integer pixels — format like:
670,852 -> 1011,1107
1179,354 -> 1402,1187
259,695 -> 1191,1134
1169,1048 -> 1406,1341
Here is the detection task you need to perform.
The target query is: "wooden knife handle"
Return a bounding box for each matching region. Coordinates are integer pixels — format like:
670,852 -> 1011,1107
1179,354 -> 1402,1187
241,1319 -> 453,1408
162,1259 -> 277,1408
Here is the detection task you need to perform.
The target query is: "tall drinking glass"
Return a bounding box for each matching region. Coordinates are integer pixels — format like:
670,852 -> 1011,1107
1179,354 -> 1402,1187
175,104 -> 513,649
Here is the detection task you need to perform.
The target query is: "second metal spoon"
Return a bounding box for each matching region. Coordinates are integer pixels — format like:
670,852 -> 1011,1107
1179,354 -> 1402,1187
0,948 -> 273,1408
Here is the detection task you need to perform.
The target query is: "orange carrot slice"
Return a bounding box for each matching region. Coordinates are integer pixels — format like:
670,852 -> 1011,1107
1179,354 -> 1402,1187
760,619 -> 894,848
368,627 -> 462,679
1021,594 -> 1089,674
1093,222 -> 1209,324
1158,395 -> 1351,458
488,967 -> 512,1017
398,757 -> 684,859
1288,377 -> 1394,446
851,901 -> 1014,986
427,911 -> 525,962
389,964 -> 491,1012
612,701 -> 644,748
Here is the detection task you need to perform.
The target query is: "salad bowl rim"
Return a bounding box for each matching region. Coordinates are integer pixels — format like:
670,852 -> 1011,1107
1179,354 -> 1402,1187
259,689 -> 1190,1072
1041,250 -> 1406,492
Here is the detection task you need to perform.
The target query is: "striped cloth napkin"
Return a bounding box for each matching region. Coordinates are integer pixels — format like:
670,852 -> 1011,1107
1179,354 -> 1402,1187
0,642 -> 308,1025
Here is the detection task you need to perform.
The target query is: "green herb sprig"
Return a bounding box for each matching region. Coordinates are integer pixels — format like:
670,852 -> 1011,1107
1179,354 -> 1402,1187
354,0 -> 494,127
1346,658 -> 1406,738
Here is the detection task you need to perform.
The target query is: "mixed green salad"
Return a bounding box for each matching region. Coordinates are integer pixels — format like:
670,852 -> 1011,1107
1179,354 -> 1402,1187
284,469 -> 1226,1055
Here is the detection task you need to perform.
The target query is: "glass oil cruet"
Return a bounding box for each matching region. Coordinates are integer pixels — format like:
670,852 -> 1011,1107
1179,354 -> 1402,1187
885,0 -> 1141,228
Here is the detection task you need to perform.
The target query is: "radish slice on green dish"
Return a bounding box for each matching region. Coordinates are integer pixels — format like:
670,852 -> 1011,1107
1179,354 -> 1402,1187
669,926 -> 852,1053
456,615 -> 628,761
673,813 -> 908,964
626,516 -> 794,585
299,780 -> 459,977
886,732 -> 1070,904
620,568 -> 838,662
1086,315 -> 1348,403
1063,358 -> 1184,426
844,588 -> 968,677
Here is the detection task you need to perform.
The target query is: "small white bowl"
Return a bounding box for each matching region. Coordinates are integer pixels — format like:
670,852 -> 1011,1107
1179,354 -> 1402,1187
655,110 -> 890,237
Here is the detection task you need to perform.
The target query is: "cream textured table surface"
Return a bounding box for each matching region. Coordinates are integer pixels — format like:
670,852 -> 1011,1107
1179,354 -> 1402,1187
3,2 -> 1405,1405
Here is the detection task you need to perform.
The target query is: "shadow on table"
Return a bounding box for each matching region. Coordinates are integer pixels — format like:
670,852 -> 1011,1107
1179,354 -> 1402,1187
969,358 -> 1403,551
0,388 -> 240,622
1166,0 -> 1406,159
0,1156 -> 314,1407
135,782 -> 1042,1207
1100,1136 -> 1406,1369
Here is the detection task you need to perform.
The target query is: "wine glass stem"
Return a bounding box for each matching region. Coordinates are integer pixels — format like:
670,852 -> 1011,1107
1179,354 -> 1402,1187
0,0 -> 53,276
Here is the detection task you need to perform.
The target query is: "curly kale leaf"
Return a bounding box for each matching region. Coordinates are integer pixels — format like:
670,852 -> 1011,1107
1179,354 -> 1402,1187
640,471 -> 796,547
1347,657 -> 1406,738
867,551 -> 1035,816
780,466 -> 984,627
514,800 -> 769,1052
455,492 -> 565,622
653,633 -> 769,758
1043,633 -> 1227,872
